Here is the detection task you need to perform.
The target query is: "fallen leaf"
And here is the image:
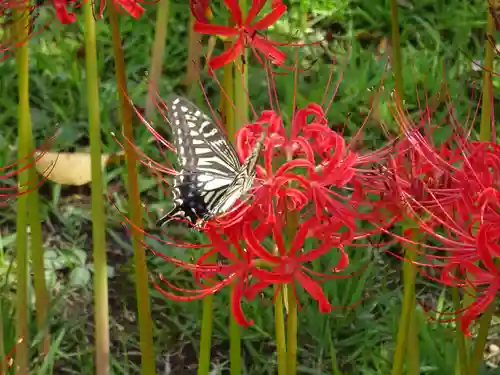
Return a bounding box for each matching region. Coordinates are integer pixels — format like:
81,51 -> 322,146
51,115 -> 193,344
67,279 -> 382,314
34,150 -> 125,186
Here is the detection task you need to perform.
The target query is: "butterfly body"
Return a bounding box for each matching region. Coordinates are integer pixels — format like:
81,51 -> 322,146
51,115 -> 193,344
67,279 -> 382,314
158,96 -> 263,227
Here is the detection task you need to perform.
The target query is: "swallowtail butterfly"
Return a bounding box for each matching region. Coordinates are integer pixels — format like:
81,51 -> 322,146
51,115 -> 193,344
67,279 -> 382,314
157,95 -> 264,227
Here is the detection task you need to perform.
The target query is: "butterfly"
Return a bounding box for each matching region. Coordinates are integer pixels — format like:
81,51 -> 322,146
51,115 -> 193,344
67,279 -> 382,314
157,95 -> 264,228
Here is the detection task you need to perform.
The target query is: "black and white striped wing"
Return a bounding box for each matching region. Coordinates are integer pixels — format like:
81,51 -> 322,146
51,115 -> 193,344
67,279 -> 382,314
158,95 -> 242,226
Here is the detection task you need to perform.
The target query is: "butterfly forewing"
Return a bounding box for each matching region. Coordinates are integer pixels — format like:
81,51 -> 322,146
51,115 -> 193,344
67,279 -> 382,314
158,96 -> 242,226
166,96 -> 241,175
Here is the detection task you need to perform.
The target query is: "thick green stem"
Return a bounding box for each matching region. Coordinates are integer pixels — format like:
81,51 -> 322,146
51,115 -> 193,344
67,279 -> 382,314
234,0 -> 248,129
83,2 -> 110,374
389,2 -> 420,373
469,302 -> 495,375
108,5 -> 156,375
286,291 -> 298,375
145,0 -> 170,119
229,284 -> 241,375
185,14 -> 203,96
391,255 -> 416,375
389,0 -> 404,101
28,172 -> 50,356
327,321 -> 342,375
479,9 -> 495,142
275,288 -> 287,375
221,59 -> 235,142
285,209 -> 298,375
451,288 -> 469,375
467,8 -> 496,375
197,294 -> 213,375
0,300 -> 4,374
14,7 -> 31,375
407,307 -> 420,375
198,40 -> 237,375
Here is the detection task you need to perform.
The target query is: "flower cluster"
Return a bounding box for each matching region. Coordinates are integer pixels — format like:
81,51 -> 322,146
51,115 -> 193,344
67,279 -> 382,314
378,101 -> 500,335
193,0 -> 287,70
0,0 -> 145,60
127,92 -> 394,326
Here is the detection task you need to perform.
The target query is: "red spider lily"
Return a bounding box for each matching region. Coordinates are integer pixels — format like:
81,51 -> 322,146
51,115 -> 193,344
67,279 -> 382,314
380,128 -> 500,334
0,338 -> 22,375
0,148 -> 53,206
0,0 -> 145,61
0,0 -> 78,61
98,0 -> 145,19
230,104 -> 393,235
145,212 -> 359,326
193,0 -> 287,70
117,87 -> 389,326
189,0 -> 211,23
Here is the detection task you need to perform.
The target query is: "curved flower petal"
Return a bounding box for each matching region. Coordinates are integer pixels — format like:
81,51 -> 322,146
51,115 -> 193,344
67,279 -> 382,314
208,37 -> 244,70
193,22 -> 239,36
248,2 -> 286,30
223,0 -> 242,25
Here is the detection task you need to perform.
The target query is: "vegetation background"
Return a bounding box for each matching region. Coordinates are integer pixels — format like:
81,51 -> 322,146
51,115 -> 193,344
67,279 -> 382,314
1,0 -> 499,374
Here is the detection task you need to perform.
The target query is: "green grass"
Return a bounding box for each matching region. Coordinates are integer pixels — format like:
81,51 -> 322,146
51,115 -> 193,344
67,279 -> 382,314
1,0 -> 500,374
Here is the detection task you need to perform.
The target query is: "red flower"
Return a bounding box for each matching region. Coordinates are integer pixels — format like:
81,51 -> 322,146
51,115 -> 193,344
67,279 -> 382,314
0,149 -> 51,205
193,0 -> 287,70
230,104 -> 391,236
189,0 -> 211,23
119,86 -> 386,326
98,0 -> 145,19
379,97 -> 500,335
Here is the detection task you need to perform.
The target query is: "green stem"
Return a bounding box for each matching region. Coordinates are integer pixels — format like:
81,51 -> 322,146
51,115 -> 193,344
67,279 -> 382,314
389,0 -> 404,101
229,284 -> 241,375
14,7 -> 31,375
326,321 -> 342,375
145,0 -> 170,119
389,2 -> 420,374
185,13 -> 203,97
234,0 -> 248,129
479,8 -> 495,142
451,288 -> 469,375
469,302 -> 495,375
0,298 -> 4,375
107,4 -> 156,375
83,2 -> 110,374
275,288 -> 287,375
234,54 -> 248,128
407,306 -> 419,375
221,58 -> 235,142
28,170 -> 50,356
286,290 -> 298,375
467,8 -> 496,375
391,251 -> 417,375
198,39 -> 237,375
197,294 -> 213,375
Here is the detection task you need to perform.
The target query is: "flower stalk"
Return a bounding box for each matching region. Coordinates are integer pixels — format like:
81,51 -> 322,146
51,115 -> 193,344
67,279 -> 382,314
145,0 -> 171,119
451,287 -> 469,375
82,1 -> 110,373
197,288 -> 214,375
275,288 -> 287,375
468,6 -> 496,375
388,1 -> 420,374
13,1 -> 50,359
285,208 -> 299,375
107,3 -> 157,374
14,6 -> 31,374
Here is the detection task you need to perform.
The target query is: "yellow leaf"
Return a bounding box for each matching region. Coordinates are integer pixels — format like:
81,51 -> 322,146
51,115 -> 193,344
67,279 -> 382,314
34,151 -> 125,186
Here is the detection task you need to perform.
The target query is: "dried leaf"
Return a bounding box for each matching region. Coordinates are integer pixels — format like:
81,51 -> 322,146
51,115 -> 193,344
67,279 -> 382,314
34,151 -> 125,186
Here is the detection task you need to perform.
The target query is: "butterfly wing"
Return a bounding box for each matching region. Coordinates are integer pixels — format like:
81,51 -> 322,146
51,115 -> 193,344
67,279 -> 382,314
158,95 -> 242,226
